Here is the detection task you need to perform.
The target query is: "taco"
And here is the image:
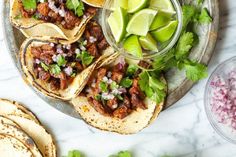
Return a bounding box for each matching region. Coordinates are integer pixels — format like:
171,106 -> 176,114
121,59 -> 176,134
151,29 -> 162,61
71,56 -> 167,134
10,0 -> 97,41
20,20 -> 115,100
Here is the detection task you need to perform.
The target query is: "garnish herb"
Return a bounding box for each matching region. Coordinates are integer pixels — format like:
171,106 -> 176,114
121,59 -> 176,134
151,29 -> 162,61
64,150 -> 82,157
40,62 -> 49,71
50,64 -> 61,75
66,0 -> 85,17
95,94 -> 101,101
138,71 -> 166,103
116,94 -> 124,101
99,82 -> 108,92
109,151 -> 132,157
57,55 -> 67,66
198,8 -> 213,24
22,0 -> 37,10
76,51 -> 94,66
126,64 -> 138,76
152,3 -> 212,82
110,81 -> 119,90
120,77 -> 133,88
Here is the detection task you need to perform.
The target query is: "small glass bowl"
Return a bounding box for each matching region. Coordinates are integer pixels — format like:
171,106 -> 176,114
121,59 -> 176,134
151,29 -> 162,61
204,56 -> 236,144
101,0 -> 183,60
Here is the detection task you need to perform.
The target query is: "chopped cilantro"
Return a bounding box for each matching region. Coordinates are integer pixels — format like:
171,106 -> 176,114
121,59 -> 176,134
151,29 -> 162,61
99,82 -> 108,92
50,64 -> 61,75
120,77 -> 133,88
76,51 -> 94,66
66,150 -> 82,157
57,55 -> 67,66
40,62 -> 49,71
66,0 -> 85,17
126,65 -> 138,76
110,81 -> 119,90
116,95 -> 124,101
109,151 -> 132,157
198,8 -> 213,24
95,94 -> 101,100
22,0 -> 37,10
32,14 -> 40,20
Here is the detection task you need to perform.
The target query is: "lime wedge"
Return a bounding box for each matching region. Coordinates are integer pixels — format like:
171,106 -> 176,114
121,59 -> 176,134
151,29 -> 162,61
111,0 -> 128,9
126,9 -> 157,36
108,7 -> 128,43
123,35 -> 143,59
149,0 -> 175,13
127,0 -> 148,13
150,11 -> 172,31
139,33 -> 158,52
151,20 -> 178,43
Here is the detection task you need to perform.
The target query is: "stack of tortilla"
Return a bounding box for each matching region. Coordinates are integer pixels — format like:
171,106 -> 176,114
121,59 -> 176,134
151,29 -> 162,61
0,98 -> 56,157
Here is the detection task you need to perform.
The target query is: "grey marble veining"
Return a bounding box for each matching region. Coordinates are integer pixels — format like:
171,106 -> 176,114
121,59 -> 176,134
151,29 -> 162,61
1,0 -> 236,157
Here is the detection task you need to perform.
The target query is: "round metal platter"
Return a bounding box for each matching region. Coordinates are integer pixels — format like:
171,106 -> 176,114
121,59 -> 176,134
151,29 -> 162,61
3,0 -> 219,119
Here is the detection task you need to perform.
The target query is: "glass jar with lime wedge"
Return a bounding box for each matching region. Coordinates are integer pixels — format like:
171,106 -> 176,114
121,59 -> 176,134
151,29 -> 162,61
102,0 -> 183,61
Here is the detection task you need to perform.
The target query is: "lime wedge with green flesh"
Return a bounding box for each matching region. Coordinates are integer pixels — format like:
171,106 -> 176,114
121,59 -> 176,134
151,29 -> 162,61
127,0 -> 149,13
126,9 -> 157,36
123,35 -> 143,59
150,11 -> 173,31
149,0 -> 176,13
151,20 -> 178,43
139,33 -> 158,52
108,7 -> 128,43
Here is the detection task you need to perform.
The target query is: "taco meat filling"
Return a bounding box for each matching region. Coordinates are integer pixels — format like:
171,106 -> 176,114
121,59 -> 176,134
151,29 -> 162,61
18,0 -> 97,29
82,61 -> 148,119
31,21 -> 108,90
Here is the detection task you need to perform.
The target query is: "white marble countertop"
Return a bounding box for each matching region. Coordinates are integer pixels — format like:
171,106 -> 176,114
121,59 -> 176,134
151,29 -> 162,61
1,0 -> 236,157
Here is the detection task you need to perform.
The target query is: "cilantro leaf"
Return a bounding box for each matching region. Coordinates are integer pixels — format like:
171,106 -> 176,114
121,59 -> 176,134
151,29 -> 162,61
184,60 -> 208,82
120,77 -> 133,88
110,81 -> 119,90
109,151 -> 132,157
198,8 -> 213,24
76,51 -> 94,66
22,0 -> 36,10
138,71 -> 166,104
66,150 -> 81,157
182,5 -> 196,31
126,64 -> 138,76
66,0 -> 84,16
197,0 -> 204,4
99,82 -> 108,92
57,55 -> 67,66
175,32 -> 194,60
40,62 -> 49,71
50,64 -> 61,75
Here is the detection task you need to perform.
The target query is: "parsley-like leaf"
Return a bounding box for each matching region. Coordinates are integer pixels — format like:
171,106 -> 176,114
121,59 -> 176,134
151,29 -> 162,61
198,8 -> 213,24
57,55 -> 67,66
22,0 -> 37,10
99,82 -> 108,92
184,59 -> 208,82
175,32 -> 194,59
126,64 -> 138,76
66,150 -> 81,157
40,62 -> 49,71
76,51 -> 94,66
66,0 -> 84,17
109,151 -> 132,157
182,5 -> 196,31
50,64 -> 61,75
120,77 -> 133,88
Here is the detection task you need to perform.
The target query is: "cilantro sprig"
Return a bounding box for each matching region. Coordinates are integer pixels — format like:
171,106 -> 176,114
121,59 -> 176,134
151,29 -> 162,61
138,71 -> 167,104
66,0 -> 85,17
22,0 -> 37,11
152,3 -> 212,82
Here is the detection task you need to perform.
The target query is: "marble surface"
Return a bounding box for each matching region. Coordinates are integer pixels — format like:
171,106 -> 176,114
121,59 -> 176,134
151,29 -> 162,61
1,0 -> 236,157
